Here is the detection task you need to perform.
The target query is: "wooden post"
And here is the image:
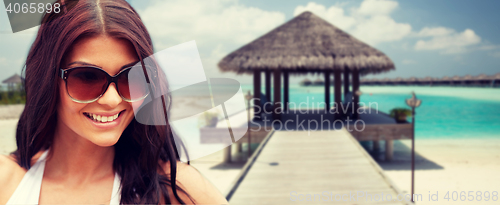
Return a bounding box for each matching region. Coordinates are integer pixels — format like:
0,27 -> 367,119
352,69 -> 360,119
411,106 -> 416,201
253,70 -> 261,118
265,70 -> 271,102
373,140 -> 380,160
373,140 -> 380,151
273,70 -> 281,121
334,70 -> 342,119
324,71 -> 330,111
237,142 -> 242,153
223,145 -> 232,163
343,68 -> 350,100
247,99 -> 252,158
284,71 -> 289,112
385,140 -> 393,161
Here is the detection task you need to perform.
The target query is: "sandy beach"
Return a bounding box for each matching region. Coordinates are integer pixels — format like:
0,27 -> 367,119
377,139 -> 500,204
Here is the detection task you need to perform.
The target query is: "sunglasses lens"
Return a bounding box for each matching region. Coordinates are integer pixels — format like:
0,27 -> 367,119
66,67 -> 108,102
117,66 -> 150,101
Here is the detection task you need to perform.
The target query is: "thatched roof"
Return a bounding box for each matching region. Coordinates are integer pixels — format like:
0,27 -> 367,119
422,76 -> 434,82
301,78 -> 312,83
218,11 -> 395,75
314,78 -> 324,82
313,78 -> 324,85
461,75 -> 473,80
489,73 -> 500,80
474,74 -> 488,80
300,78 -> 312,86
393,77 -> 404,82
406,77 -> 418,82
441,76 -> 451,81
2,74 -> 23,84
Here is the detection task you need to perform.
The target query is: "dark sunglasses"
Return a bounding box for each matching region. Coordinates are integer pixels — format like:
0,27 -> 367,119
60,65 -> 154,103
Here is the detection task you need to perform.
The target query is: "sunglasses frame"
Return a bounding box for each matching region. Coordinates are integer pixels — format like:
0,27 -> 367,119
59,65 -> 151,103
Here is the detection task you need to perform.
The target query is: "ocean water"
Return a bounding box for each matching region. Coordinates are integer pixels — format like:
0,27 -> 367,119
240,85 -> 500,139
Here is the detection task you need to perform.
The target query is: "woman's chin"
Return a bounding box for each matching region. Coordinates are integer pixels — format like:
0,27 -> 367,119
89,134 -> 121,147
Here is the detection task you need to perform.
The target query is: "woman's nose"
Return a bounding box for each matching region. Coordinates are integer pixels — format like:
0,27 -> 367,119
97,83 -> 122,107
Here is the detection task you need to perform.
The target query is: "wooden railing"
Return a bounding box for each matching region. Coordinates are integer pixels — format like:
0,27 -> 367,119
348,123 -> 413,141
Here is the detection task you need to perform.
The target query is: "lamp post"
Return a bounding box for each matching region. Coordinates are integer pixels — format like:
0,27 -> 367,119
245,91 -> 253,158
406,92 -> 421,202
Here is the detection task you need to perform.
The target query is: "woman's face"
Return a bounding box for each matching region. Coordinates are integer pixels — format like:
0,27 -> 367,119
57,35 -> 140,147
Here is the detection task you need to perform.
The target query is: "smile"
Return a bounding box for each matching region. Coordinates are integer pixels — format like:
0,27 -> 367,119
83,111 -> 124,123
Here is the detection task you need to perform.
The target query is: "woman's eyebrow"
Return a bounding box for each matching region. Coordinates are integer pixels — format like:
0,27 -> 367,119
121,61 -> 140,69
66,61 -> 140,69
67,61 -> 101,68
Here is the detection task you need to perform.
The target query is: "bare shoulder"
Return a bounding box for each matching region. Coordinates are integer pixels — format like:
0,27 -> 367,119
0,154 -> 23,185
0,154 -> 25,204
162,161 -> 229,205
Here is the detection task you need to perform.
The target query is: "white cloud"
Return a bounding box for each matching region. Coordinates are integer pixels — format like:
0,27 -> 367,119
351,15 -> 411,45
416,27 -> 454,37
293,0 -> 411,45
356,0 -> 398,16
414,28 -> 481,54
138,0 -> 286,80
140,0 -> 285,48
402,59 -> 416,65
294,2 -> 356,31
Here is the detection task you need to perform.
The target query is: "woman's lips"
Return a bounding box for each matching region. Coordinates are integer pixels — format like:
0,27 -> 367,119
83,110 -> 125,128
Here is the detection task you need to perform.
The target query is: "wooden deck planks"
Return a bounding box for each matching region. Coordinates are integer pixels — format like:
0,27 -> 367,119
228,129 -> 410,205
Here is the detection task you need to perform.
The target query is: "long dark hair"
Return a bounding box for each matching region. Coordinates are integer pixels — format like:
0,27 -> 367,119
13,0 -> 193,204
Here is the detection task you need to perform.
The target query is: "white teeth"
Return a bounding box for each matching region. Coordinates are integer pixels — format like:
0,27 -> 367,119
86,112 -> 120,123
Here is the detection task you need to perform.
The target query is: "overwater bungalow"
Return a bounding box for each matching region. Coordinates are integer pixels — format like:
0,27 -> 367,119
461,74 -> 473,85
474,74 -> 489,86
360,78 -> 373,85
218,11 -> 395,119
421,76 -> 435,86
312,78 -> 324,86
406,77 -> 419,85
451,75 -> 461,86
438,76 -> 452,86
359,73 -> 500,87
299,78 -> 312,86
490,73 -> 500,87
369,78 -> 380,85
393,77 -> 404,85
379,77 -> 390,85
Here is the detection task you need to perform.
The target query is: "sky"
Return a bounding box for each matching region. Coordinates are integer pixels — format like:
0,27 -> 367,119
1,0 -> 499,84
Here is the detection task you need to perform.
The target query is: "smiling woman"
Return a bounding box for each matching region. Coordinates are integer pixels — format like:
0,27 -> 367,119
0,0 -> 228,204
57,36 -> 143,148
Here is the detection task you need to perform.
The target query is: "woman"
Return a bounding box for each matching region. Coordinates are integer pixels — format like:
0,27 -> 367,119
0,0 -> 228,204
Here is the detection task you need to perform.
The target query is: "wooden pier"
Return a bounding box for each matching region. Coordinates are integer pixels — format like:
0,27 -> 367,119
225,129 -> 413,205
200,107 -> 413,163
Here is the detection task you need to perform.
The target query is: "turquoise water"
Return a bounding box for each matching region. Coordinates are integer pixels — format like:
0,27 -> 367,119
241,85 -> 500,139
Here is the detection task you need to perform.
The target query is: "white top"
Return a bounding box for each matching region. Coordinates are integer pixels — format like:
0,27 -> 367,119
6,150 -> 121,205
